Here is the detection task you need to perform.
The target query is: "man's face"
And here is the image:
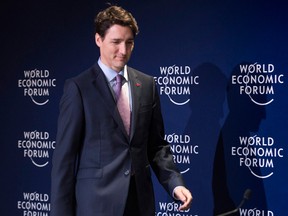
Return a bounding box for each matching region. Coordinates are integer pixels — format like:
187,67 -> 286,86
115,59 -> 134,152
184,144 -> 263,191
95,24 -> 134,72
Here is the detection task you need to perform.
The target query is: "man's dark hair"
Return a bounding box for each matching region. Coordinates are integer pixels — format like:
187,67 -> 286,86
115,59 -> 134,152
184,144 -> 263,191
94,6 -> 139,38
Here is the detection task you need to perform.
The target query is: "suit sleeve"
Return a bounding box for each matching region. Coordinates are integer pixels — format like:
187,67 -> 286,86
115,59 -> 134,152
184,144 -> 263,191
50,79 -> 84,216
147,79 -> 186,196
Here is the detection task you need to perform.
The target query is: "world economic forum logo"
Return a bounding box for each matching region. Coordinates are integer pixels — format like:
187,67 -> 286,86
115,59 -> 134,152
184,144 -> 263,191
17,191 -> 50,216
165,133 -> 199,174
17,130 -> 56,167
231,62 -> 284,106
231,135 -> 284,179
154,64 -> 199,106
18,69 -> 56,105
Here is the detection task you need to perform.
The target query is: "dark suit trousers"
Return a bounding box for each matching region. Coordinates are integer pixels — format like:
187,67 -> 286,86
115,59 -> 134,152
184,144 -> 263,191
123,176 -> 140,216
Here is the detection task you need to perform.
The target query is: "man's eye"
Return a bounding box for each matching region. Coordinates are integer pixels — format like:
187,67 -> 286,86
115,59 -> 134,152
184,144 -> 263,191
126,41 -> 134,46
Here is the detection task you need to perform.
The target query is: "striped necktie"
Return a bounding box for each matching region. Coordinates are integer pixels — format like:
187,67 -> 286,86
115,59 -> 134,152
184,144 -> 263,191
114,74 -> 131,135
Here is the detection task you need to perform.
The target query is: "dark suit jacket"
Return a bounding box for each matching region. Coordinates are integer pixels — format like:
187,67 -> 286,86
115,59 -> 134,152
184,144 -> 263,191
50,63 -> 185,216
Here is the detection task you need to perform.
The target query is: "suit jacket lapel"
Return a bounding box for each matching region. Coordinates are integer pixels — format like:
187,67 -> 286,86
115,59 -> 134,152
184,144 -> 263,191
91,64 -> 129,140
128,67 -> 142,140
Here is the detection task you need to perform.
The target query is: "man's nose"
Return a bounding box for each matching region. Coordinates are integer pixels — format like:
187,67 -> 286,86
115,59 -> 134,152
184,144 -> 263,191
119,43 -> 127,55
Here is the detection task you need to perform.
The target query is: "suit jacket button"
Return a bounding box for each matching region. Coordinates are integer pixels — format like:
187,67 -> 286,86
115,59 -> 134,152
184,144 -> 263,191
124,170 -> 130,176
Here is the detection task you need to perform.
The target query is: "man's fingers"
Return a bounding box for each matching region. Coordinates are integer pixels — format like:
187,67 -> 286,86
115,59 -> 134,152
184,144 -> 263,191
174,186 -> 192,211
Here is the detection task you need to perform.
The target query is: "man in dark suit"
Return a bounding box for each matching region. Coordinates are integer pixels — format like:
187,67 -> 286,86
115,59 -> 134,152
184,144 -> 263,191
51,5 -> 192,216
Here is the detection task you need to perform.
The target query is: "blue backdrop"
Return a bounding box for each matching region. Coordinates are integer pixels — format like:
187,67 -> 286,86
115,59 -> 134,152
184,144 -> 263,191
1,0 -> 287,215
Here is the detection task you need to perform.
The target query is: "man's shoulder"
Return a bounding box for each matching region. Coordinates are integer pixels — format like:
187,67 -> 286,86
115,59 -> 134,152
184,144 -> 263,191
69,63 -> 101,82
127,66 -> 153,80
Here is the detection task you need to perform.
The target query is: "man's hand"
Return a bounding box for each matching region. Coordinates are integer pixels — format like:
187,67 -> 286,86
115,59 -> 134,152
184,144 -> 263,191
173,186 -> 193,211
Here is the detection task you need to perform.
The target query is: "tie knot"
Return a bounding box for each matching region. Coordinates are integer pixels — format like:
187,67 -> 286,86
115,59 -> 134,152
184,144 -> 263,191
113,74 -> 124,101
116,74 -> 123,84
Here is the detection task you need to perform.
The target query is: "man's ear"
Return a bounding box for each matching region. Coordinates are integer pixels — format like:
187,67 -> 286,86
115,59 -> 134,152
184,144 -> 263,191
95,33 -> 102,47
